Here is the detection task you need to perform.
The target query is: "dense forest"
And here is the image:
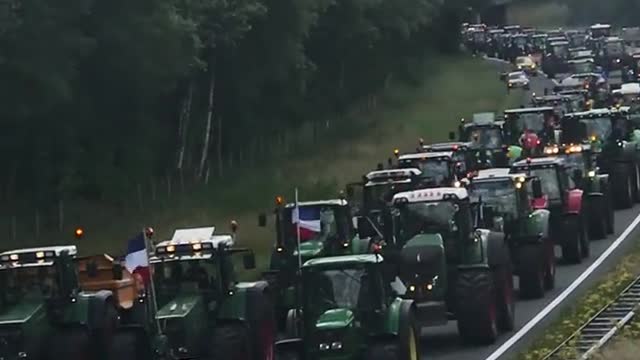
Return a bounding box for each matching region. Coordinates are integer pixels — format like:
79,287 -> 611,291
0,0 -> 486,221
561,0 -> 640,26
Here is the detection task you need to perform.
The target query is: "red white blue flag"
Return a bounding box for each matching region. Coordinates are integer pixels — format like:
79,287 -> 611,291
124,232 -> 150,284
292,206 -> 321,241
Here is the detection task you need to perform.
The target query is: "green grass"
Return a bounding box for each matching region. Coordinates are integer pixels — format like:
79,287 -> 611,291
517,240 -> 640,360
2,55 -> 521,273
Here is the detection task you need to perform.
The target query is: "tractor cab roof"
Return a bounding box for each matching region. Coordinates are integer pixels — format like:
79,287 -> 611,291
151,227 -> 236,262
398,151 -> 454,161
303,254 -> 382,269
472,112 -> 496,124
504,106 -> 555,114
564,107 -> 631,119
605,36 -> 623,43
365,169 -> 421,186
471,169 -> 530,184
591,24 -> 611,30
423,142 -> 473,152
0,245 -> 77,268
534,94 -> 572,102
512,157 -> 565,168
613,83 -> 640,96
567,58 -> 594,64
392,187 -> 469,204
284,199 -> 348,208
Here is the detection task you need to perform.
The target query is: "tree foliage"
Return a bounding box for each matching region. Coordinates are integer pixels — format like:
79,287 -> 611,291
0,0 -> 467,210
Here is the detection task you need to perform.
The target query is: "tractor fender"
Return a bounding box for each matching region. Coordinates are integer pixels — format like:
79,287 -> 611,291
520,209 -> 551,240
564,189 -> 584,215
485,231 -> 508,267
217,280 -> 271,323
351,235 -> 371,255
383,298 -> 415,336
84,290 -> 116,332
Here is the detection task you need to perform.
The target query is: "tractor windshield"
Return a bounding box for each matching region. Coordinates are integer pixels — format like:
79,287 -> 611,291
304,266 -> 374,313
397,201 -> 457,239
606,41 -> 624,56
581,117 -> 612,140
552,44 -> 568,58
0,266 -> 58,302
561,117 -> 613,143
364,183 -> 412,211
282,205 -> 338,244
466,127 -> 504,149
509,112 -> 547,134
562,153 -> 587,173
153,259 -> 222,298
399,159 -> 451,185
469,181 -> 518,218
569,62 -> 594,74
528,167 -> 561,201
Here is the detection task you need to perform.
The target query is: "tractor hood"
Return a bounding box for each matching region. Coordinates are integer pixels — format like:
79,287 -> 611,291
0,300 -> 44,325
315,308 -> 355,331
156,294 -> 202,320
293,240 -> 324,260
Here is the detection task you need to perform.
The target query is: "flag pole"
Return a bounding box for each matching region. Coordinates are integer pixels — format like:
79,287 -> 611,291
295,188 -> 302,270
142,228 -> 162,333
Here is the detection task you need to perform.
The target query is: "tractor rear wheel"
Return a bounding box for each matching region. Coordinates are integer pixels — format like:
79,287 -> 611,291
493,261 -> 515,332
212,324 -> 251,360
517,244 -> 545,299
544,237 -> 556,290
580,217 -> 590,258
45,328 -> 91,360
456,269 -> 498,345
613,165 -> 633,209
561,216 -> 582,264
587,197 -> 607,240
367,316 -> 420,360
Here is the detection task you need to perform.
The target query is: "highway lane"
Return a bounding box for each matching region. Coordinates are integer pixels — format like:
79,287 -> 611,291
421,64 -> 640,360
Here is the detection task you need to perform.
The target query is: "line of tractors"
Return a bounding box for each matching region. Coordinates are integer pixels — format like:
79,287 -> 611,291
3,23 -> 640,360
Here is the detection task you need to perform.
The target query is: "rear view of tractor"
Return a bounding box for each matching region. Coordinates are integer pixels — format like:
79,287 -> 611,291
458,114 -> 510,167
357,187 -> 515,345
468,169 -> 555,299
113,226 -> 275,360
0,243 -> 120,360
259,198 -> 364,329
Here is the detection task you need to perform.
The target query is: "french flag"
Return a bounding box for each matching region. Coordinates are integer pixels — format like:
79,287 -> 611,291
124,232 -> 150,285
292,206 -> 321,242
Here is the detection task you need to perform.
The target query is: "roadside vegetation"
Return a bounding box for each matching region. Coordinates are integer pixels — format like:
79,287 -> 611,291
517,241 -> 640,360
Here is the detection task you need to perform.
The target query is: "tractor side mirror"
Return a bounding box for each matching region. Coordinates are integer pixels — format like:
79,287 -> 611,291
448,131 -> 456,141
243,253 -> 256,270
258,213 -> 267,227
356,217 -> 376,238
112,262 -> 124,281
532,179 -> 543,199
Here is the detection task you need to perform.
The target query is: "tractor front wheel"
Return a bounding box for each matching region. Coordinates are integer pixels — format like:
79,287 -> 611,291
587,197 -> 607,241
613,165 -> 633,209
367,317 -> 420,360
456,270 -> 498,344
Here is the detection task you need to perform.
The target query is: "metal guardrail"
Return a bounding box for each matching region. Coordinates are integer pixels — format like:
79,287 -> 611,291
541,275 -> 640,360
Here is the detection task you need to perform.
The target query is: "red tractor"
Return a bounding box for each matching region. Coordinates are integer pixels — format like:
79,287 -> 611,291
511,157 -> 590,264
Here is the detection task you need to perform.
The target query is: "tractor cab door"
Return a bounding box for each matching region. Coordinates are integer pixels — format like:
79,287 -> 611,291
346,182 -> 364,217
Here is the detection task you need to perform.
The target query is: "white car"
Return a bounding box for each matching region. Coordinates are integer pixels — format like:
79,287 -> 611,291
507,71 -> 531,90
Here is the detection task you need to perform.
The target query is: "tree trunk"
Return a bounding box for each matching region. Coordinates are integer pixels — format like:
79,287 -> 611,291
198,58 -> 216,180
177,80 -> 194,171
217,114 -> 223,177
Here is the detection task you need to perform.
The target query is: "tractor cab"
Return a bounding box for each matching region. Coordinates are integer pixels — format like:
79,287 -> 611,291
504,107 -> 558,150
611,83 -> 640,106
264,199 -> 357,264
560,107 -> 633,147
567,30 -> 587,48
504,25 -> 522,35
531,94 -> 578,118
600,37 -> 628,69
542,144 -> 599,182
359,168 -> 422,212
469,169 -> 543,219
0,243 -> 124,360
397,152 -> 463,188
511,157 -> 578,210
589,24 -> 611,40
421,142 -> 477,173
532,34 -> 548,53
459,116 -> 509,167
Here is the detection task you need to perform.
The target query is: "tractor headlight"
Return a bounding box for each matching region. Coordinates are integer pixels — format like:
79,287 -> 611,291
319,343 -> 330,351
331,342 -> 343,350
588,170 -> 596,177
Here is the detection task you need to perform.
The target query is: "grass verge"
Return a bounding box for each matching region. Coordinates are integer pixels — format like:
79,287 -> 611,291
517,240 -> 640,360
9,55 -> 522,274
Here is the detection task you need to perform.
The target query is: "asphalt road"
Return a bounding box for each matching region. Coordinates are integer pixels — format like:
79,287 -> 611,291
420,61 -> 640,360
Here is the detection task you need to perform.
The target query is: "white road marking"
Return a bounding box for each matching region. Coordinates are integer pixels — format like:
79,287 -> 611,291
484,211 -> 640,360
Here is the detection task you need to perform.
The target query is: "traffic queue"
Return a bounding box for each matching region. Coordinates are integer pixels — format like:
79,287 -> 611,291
2,23 -> 640,360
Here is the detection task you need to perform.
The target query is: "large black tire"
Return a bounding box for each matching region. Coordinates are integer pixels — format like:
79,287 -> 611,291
544,237 -> 556,290
45,328 -> 91,360
580,216 -> 590,259
212,324 -> 252,360
633,164 -> 640,203
606,191 -> 615,235
493,261 -> 515,332
248,289 -> 276,360
107,329 -> 151,360
517,244 -> 545,299
613,165 -> 633,209
367,343 -> 400,360
561,216 -> 582,264
456,270 -> 498,345
587,197 -> 607,241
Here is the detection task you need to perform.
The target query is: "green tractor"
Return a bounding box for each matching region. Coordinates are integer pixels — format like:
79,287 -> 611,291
357,187 -> 515,344
561,107 -> 640,209
457,114 -> 510,167
511,157 -> 591,264
542,143 -> 614,239
395,151 -> 466,188
112,226 -> 276,360
259,198 -> 366,329
276,254 -> 421,360
0,244 -> 120,360
468,169 -> 555,299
